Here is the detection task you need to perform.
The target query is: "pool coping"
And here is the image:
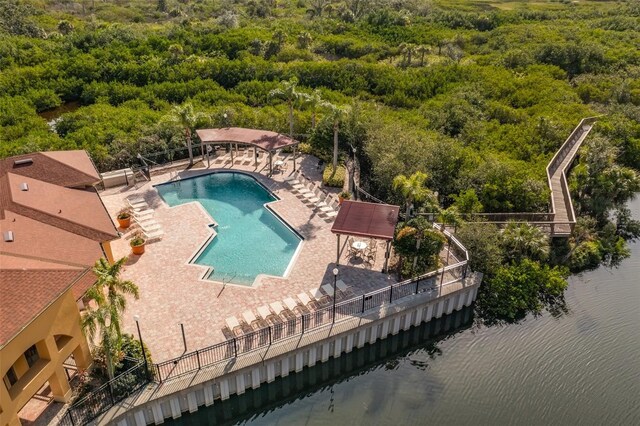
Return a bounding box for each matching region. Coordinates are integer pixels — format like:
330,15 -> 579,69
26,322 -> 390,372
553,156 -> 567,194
153,170 -> 305,288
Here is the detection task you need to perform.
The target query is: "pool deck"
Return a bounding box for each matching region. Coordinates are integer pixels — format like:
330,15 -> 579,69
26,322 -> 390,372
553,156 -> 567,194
100,154 -> 400,362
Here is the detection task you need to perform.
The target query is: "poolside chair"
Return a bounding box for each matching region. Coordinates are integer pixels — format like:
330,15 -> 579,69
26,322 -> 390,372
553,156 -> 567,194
309,288 -> 331,306
365,243 -> 378,264
225,316 -> 243,337
321,283 -> 335,298
133,209 -> 154,220
127,196 -> 146,204
336,279 -> 355,298
242,310 -> 261,329
291,178 -> 311,194
127,199 -> 149,210
284,170 -> 300,183
257,305 -> 281,326
284,296 -> 308,315
302,185 -> 321,204
297,292 -> 319,311
143,228 -> 164,241
270,301 -> 286,316
137,219 -> 162,233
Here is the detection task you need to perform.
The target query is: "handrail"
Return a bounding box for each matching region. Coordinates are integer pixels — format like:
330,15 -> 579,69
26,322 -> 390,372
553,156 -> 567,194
545,116 -> 599,221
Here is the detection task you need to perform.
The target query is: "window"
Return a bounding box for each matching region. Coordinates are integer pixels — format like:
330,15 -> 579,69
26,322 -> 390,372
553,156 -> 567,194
4,367 -> 18,388
24,345 -> 39,367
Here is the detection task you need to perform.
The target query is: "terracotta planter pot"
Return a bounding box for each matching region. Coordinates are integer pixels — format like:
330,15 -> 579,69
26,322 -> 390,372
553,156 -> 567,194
338,196 -> 345,205
131,243 -> 145,255
117,217 -> 131,229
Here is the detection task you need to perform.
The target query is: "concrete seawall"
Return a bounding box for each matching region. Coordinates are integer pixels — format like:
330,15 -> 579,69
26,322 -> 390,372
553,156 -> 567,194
99,274 -> 481,426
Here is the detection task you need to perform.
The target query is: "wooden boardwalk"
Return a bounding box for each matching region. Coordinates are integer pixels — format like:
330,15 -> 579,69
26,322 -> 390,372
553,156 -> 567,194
545,117 -> 598,236
459,117 -> 599,237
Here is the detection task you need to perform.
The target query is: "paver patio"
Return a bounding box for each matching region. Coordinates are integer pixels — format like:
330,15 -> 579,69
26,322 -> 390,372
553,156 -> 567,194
99,154 -> 441,362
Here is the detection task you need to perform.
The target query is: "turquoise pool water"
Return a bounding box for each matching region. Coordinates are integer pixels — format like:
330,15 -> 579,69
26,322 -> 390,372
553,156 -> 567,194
156,172 -> 302,285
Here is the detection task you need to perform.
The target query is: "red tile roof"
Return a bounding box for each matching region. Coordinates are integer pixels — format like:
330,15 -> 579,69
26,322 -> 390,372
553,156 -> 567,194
0,150 -> 114,347
331,201 -> 400,241
196,127 -> 299,152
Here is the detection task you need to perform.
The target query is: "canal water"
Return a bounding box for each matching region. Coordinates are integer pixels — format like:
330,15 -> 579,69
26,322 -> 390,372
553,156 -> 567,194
166,198 -> 640,426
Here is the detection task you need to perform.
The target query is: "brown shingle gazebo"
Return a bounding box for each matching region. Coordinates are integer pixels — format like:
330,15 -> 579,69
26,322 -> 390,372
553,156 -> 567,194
331,200 -> 400,272
195,127 -> 300,173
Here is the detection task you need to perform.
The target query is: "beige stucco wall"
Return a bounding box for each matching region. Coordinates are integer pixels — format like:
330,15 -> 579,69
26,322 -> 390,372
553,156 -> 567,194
0,290 -> 92,426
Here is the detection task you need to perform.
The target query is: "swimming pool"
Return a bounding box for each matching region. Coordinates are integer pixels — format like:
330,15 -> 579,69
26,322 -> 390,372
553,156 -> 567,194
156,172 -> 302,285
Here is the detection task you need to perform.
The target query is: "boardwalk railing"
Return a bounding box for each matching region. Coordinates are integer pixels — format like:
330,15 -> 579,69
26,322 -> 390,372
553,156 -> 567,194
153,225 -> 469,383
545,116 -> 599,234
426,117 -> 599,236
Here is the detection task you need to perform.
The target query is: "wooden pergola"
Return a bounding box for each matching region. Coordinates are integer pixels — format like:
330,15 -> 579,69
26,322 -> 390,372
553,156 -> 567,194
331,200 -> 400,273
195,127 -> 300,174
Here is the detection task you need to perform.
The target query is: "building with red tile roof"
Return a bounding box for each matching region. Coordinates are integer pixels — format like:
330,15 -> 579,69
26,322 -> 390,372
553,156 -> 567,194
0,150 -> 119,426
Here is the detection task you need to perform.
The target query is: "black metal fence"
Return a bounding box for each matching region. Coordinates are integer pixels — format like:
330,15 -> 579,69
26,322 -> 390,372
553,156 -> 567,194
58,359 -> 150,426
154,263 -> 466,383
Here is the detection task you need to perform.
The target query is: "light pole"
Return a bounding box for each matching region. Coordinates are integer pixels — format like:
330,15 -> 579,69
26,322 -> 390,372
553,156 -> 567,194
133,315 -> 149,379
332,267 -> 339,322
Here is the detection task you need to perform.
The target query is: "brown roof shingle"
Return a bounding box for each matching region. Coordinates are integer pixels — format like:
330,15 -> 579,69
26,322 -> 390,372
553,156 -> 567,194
0,266 -> 95,347
0,150 -> 114,347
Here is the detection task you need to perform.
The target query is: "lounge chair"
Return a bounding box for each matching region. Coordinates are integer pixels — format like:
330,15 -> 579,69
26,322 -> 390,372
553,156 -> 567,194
283,297 -> 298,311
321,283 -> 335,298
128,200 -> 149,210
292,179 -> 312,194
257,305 -> 272,321
127,195 -> 145,203
302,186 -> 321,203
284,170 -> 300,183
242,310 -> 256,323
309,288 -> 330,305
225,316 -> 242,336
297,292 -> 311,305
138,220 -> 162,233
270,301 -> 286,316
143,229 -> 164,241
133,209 -> 154,219
336,279 -> 354,297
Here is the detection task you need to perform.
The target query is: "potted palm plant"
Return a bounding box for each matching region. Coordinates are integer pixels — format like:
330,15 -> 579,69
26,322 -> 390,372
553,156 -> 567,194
130,232 -> 146,255
117,208 -> 132,229
338,191 -> 351,204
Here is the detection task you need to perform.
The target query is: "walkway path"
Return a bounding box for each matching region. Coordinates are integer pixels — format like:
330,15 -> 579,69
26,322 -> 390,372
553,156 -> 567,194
546,117 -> 597,236
462,117 -> 598,237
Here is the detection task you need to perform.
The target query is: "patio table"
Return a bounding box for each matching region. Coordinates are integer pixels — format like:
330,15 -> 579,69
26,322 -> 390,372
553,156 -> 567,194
352,241 -> 368,251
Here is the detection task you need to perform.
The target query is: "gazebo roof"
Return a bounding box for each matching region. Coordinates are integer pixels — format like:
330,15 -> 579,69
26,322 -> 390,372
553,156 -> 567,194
196,128 -> 299,152
331,200 -> 400,241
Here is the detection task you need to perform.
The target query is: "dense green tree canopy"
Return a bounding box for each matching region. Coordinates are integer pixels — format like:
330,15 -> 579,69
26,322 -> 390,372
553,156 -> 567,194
1,0 -> 639,323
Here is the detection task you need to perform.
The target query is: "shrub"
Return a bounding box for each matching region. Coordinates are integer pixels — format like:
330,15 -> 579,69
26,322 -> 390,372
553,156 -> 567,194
322,164 -> 346,187
297,142 -> 313,154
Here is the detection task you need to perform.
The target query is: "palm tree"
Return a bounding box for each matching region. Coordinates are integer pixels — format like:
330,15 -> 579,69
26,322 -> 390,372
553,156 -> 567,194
307,0 -> 331,18
323,102 -> 350,177
82,303 -> 118,380
303,89 -> 323,129
392,171 -> 437,219
399,43 -> 416,67
83,257 -> 140,380
416,45 -> 430,67
297,31 -> 313,50
171,103 -> 204,167
269,77 -> 305,138
438,206 -> 461,233
502,222 -> 550,262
